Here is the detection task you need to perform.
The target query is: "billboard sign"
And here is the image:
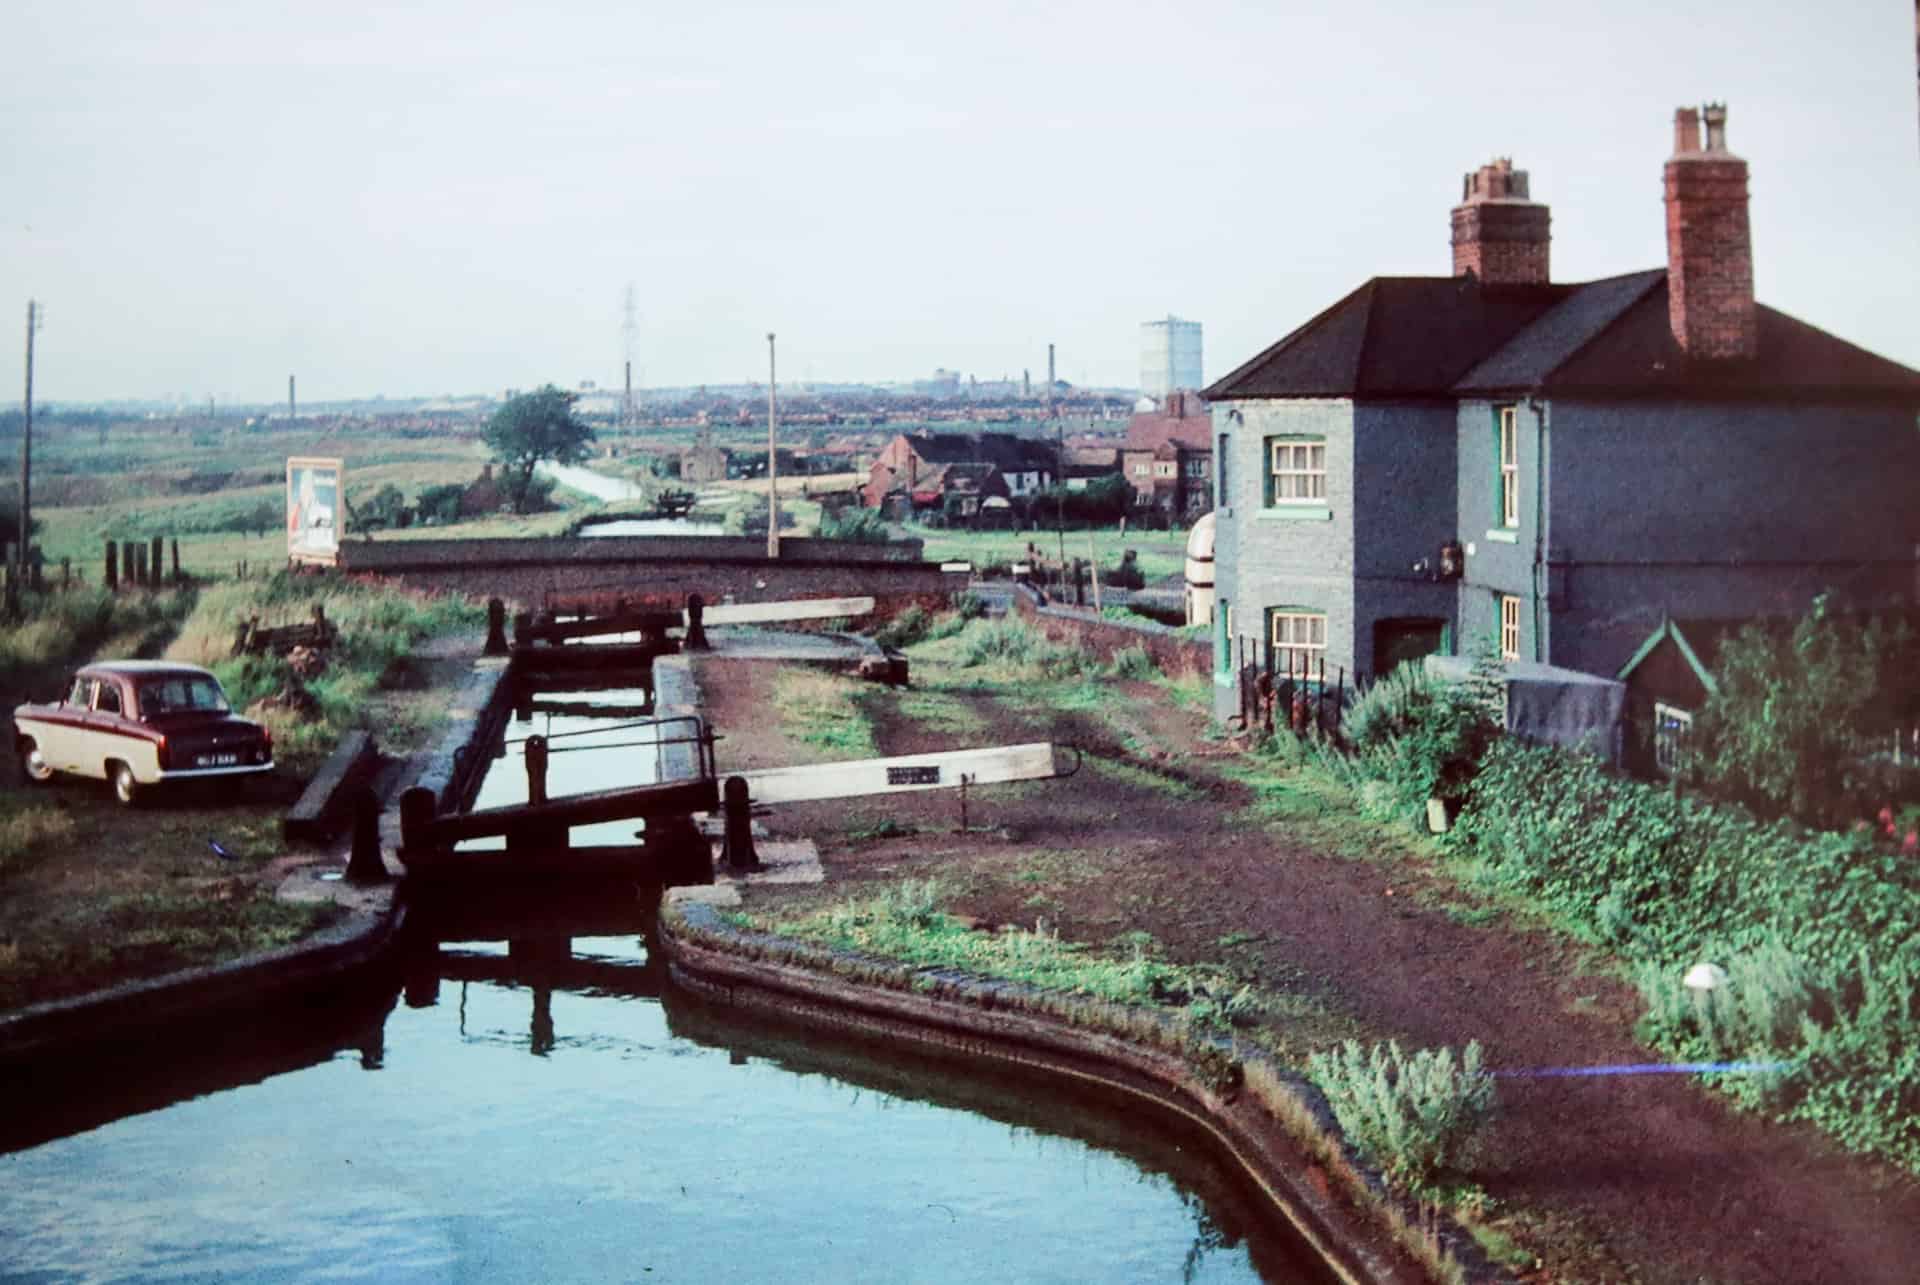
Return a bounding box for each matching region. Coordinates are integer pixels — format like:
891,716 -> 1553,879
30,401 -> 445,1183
287,456 -> 343,565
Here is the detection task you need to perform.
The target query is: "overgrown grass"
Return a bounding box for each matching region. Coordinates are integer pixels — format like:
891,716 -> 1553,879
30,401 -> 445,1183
770,669 -> 877,759
0,585 -> 199,709
162,571 -> 487,775
752,879 -> 1265,1030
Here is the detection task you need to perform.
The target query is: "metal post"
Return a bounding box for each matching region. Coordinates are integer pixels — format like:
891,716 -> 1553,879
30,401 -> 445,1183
345,785 -> 388,883
766,332 -> 780,559
720,775 -> 760,872
684,592 -> 709,650
483,597 -> 509,656
525,734 -> 549,806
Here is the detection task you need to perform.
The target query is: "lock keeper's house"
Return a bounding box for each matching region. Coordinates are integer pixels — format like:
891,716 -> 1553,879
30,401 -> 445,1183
1203,104 -> 1920,738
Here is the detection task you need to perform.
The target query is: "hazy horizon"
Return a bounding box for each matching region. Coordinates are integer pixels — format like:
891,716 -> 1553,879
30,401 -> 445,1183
6,0 -> 1916,405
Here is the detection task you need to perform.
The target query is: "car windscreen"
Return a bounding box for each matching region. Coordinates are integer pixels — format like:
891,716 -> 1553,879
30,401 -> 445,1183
138,676 -> 231,715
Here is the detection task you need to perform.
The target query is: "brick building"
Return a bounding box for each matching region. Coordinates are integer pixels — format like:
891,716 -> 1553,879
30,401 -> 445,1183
1204,104 -> 1920,727
1122,390 -> 1212,520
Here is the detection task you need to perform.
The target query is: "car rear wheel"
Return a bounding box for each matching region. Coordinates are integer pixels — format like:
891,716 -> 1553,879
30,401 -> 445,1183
20,739 -> 54,785
110,761 -> 140,806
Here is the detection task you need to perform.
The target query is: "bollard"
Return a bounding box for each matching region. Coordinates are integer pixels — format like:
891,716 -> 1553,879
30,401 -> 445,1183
524,734 -> 549,805
399,785 -> 440,856
684,592 -> 710,650
345,784 -> 388,883
719,775 -> 760,872
483,597 -> 509,655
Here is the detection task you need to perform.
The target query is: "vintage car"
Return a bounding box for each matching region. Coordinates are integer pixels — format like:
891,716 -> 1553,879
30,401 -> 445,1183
12,660 -> 274,805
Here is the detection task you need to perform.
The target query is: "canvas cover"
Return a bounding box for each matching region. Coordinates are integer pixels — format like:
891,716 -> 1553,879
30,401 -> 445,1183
1425,655 -> 1626,763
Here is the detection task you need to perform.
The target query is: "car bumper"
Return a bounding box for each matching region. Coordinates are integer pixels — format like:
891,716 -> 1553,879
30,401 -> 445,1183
154,761 -> 275,783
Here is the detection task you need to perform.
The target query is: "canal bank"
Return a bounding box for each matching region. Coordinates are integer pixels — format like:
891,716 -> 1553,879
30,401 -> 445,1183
0,628 -> 1478,1284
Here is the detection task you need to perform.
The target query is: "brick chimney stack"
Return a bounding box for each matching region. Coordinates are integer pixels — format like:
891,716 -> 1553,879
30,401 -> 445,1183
1664,103 -> 1756,360
1450,158 -> 1551,285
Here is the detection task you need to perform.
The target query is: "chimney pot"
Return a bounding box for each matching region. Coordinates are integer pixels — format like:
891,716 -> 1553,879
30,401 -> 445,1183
1673,106 -> 1701,155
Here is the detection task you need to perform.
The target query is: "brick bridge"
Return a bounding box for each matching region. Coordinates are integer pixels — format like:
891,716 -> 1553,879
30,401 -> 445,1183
335,535 -> 964,618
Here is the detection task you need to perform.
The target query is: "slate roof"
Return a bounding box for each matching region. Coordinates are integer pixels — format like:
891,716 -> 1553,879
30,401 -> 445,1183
1204,277 -> 1569,400
1125,408 -> 1213,452
904,431 -> 1055,472
1208,270 -> 1920,404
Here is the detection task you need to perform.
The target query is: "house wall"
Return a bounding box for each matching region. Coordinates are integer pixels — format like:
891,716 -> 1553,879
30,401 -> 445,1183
1209,397 -> 1355,718
1352,401 -> 1460,676
1457,398 -> 1545,661
1460,396 -> 1920,678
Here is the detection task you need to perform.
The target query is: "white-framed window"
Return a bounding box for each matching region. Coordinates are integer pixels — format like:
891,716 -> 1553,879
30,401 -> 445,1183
1653,702 -> 1693,775
1268,438 -> 1326,504
1133,462 -> 1151,477
1270,610 -> 1327,677
1153,461 -> 1176,478
1498,406 -> 1519,529
1498,595 -> 1522,661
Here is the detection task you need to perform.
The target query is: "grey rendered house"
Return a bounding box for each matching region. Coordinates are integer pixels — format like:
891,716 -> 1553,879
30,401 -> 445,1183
1205,105 -> 1920,723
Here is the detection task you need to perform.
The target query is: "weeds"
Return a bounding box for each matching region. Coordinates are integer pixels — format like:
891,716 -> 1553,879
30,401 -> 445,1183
1306,1039 -> 1498,1194
770,669 -> 877,759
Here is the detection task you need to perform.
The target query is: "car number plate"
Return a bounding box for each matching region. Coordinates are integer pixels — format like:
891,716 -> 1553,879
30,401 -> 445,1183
198,752 -> 240,767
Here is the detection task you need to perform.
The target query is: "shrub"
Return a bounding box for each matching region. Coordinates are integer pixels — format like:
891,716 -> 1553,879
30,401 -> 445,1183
1342,661 -> 1498,825
818,506 -> 891,543
1307,1040 -> 1497,1193
873,605 -> 931,650
1108,644 -> 1158,681
1682,598 -> 1917,829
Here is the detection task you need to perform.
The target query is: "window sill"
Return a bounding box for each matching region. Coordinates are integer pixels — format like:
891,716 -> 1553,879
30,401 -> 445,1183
1484,528 -> 1519,544
1257,506 -> 1332,522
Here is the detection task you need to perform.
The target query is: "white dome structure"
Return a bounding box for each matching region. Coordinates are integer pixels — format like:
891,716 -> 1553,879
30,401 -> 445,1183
1184,511 -> 1216,627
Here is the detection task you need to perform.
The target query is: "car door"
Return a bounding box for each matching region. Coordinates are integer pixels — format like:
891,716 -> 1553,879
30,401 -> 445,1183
33,675 -> 91,771
82,676 -> 133,780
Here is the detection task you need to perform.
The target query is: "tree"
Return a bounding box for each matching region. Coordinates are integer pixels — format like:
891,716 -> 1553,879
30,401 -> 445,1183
482,385 -> 596,514
1683,598 -> 1915,828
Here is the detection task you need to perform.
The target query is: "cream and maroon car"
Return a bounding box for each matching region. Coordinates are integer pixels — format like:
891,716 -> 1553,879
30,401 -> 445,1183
13,661 -> 274,805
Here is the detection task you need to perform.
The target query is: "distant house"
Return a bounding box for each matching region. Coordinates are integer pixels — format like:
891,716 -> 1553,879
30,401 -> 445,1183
1123,390 -> 1211,520
1203,104 -> 1920,726
863,431 -> 1057,512
680,424 -> 727,484
1063,446 -> 1122,491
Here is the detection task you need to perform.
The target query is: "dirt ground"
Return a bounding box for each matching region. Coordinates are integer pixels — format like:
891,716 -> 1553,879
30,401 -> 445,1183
696,656 -> 1920,1285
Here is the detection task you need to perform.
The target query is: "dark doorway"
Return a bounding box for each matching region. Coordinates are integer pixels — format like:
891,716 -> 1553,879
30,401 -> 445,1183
1372,618 -> 1448,677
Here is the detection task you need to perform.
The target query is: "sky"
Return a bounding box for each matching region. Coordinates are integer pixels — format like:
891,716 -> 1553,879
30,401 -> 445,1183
4,0 -> 1916,405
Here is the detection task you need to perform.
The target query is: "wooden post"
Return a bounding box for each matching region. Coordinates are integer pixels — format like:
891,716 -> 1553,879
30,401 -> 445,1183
133,541 -> 147,586
171,538 -> 181,583
122,542 -> 136,591
105,540 -> 117,591
60,556 -> 69,588
149,536 -> 164,588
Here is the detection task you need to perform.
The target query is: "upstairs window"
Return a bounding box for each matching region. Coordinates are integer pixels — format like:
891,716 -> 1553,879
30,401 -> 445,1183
1497,406 -> 1520,528
1267,438 -> 1326,505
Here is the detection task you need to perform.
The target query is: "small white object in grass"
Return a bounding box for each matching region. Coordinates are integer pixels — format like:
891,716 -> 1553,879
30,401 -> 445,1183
1684,962 -> 1729,991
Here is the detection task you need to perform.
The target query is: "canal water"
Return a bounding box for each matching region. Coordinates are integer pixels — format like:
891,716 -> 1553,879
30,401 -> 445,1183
537,460 -> 727,538
0,676 -> 1327,1283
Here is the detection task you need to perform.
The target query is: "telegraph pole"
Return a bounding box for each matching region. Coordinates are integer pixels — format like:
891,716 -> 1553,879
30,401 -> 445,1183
766,332 -> 780,559
12,300 -> 40,610
1049,342 -> 1065,572
288,374 -> 296,420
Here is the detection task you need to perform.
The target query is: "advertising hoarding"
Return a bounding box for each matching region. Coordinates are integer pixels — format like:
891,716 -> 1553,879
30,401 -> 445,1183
287,456 -> 343,565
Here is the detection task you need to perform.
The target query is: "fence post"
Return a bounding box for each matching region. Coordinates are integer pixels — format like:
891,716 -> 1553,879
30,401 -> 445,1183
60,556 -> 70,589
122,542 -> 136,591
105,540 -> 118,591
171,538 -> 181,583
149,536 -> 164,588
